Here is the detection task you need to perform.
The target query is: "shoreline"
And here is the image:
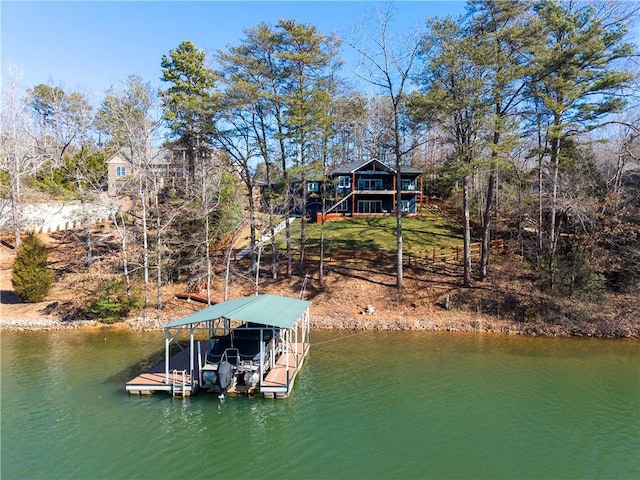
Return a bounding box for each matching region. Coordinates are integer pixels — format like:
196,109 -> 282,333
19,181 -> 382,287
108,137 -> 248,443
1,313 -> 638,338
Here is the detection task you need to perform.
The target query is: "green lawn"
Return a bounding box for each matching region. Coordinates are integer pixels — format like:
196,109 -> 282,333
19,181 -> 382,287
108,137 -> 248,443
283,214 -> 463,255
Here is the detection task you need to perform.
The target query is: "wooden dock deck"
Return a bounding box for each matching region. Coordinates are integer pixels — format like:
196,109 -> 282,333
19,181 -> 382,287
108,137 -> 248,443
126,340 -> 310,399
261,343 -> 309,399
125,341 -> 207,396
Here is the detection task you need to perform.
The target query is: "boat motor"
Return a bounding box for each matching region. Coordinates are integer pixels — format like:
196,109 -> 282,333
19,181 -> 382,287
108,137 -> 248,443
217,360 -> 234,401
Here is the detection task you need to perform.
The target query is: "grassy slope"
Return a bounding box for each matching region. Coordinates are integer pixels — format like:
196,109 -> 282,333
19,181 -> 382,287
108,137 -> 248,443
283,215 -> 464,254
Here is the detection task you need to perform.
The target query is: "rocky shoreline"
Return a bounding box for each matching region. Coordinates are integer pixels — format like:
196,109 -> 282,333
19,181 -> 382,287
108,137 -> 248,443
0,318 -> 97,331
2,312 -> 638,338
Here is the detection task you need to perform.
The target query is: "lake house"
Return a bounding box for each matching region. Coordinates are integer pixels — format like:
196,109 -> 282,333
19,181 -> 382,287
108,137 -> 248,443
305,159 -> 424,221
106,148 -> 180,197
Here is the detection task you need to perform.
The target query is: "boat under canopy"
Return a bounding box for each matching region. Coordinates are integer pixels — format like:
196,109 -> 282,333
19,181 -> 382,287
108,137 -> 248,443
125,294 -> 311,399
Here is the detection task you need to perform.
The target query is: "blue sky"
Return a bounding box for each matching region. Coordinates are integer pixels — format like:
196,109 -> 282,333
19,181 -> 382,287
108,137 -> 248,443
1,1 -> 467,102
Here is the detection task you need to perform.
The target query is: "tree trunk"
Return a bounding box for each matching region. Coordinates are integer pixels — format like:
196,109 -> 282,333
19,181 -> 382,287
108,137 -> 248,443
112,211 -> 131,301
276,118 -> 292,279
205,213 -> 212,305
223,238 -> 234,301
319,143 -> 328,283
547,131 -> 561,289
298,131 -> 308,277
394,108 -> 403,290
139,186 -> 150,306
247,180 -> 257,274
11,185 -> 21,248
479,171 -> 495,281
462,173 -> 472,287
395,169 -> 403,290
299,169 -> 307,276
480,125 -> 500,281
262,161 -> 278,280
154,188 -> 163,310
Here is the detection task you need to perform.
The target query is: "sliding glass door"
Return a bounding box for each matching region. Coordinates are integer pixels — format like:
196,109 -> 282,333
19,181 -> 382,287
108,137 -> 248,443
357,200 -> 383,214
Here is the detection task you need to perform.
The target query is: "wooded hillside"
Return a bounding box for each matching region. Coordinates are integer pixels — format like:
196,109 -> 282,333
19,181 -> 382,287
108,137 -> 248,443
1,1 -> 638,332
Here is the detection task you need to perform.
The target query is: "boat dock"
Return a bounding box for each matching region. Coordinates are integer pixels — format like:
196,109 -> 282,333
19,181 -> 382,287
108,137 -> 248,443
125,295 -> 311,399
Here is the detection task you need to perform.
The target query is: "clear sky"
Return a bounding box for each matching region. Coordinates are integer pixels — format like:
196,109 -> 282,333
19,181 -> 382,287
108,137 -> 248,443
1,1 -> 467,103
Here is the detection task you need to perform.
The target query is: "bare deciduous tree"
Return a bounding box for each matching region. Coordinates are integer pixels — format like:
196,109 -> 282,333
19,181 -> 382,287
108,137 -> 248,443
0,72 -> 47,247
349,3 -> 422,290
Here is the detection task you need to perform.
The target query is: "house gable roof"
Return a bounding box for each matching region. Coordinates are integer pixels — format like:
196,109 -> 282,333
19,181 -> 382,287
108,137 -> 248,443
107,154 -> 127,165
332,159 -> 393,175
106,148 -> 173,167
331,159 -> 422,176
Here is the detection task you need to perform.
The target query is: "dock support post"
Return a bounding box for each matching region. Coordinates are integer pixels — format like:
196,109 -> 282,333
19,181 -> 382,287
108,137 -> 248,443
259,329 -> 265,389
165,331 -> 170,384
189,325 -> 195,391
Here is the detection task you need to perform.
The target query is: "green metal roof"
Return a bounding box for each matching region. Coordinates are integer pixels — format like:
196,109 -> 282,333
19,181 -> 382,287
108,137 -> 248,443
162,294 -> 311,330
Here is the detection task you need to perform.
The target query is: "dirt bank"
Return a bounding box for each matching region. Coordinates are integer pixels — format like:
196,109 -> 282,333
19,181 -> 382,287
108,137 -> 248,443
1,232 -> 638,338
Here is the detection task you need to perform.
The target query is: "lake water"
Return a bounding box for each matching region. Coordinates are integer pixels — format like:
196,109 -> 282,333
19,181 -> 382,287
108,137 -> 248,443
1,330 -> 638,479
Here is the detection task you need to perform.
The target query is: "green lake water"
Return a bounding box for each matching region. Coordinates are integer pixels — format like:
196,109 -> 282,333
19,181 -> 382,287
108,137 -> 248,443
1,330 -> 638,480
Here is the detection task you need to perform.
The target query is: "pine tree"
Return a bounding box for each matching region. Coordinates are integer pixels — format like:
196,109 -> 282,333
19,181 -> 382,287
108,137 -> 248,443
528,0 -> 635,288
11,232 -> 53,303
160,41 -> 216,187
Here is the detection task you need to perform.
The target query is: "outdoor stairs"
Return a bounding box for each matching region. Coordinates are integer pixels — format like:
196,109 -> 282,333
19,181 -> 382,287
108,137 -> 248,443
233,217 -> 296,260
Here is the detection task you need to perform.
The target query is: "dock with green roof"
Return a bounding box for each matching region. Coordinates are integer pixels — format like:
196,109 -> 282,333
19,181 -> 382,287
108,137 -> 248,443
126,294 -> 311,399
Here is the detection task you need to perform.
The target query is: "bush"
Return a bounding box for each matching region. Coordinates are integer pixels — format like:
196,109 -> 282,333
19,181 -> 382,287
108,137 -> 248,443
85,280 -> 142,324
11,233 -> 53,302
549,251 -> 606,302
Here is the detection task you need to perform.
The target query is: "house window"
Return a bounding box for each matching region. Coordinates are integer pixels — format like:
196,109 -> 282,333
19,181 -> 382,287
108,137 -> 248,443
357,178 -> 382,190
401,179 -> 416,190
307,182 -> 319,193
401,200 -> 412,212
337,199 -> 349,212
337,176 -> 351,189
116,166 -> 127,177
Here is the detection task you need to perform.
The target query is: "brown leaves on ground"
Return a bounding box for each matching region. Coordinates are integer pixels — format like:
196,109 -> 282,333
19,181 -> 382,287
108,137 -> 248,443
1,230 -> 638,337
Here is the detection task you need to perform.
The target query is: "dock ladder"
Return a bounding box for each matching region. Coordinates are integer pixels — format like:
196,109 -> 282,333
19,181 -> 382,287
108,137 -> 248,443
171,369 -> 188,397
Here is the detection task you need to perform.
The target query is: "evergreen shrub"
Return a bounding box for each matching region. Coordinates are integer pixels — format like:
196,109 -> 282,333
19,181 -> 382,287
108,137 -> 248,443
11,232 -> 54,302
85,280 -> 142,324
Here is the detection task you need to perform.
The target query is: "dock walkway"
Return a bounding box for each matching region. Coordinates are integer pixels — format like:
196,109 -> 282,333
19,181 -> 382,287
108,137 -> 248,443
262,343 -> 308,399
125,341 -> 206,396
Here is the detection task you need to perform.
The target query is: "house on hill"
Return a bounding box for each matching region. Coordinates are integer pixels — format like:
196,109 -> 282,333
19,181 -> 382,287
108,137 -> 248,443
106,148 -> 187,197
308,159 -> 423,221
106,153 -> 129,196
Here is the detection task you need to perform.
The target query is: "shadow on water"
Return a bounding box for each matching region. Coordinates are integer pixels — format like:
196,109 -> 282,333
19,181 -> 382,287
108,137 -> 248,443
108,346 -> 168,384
